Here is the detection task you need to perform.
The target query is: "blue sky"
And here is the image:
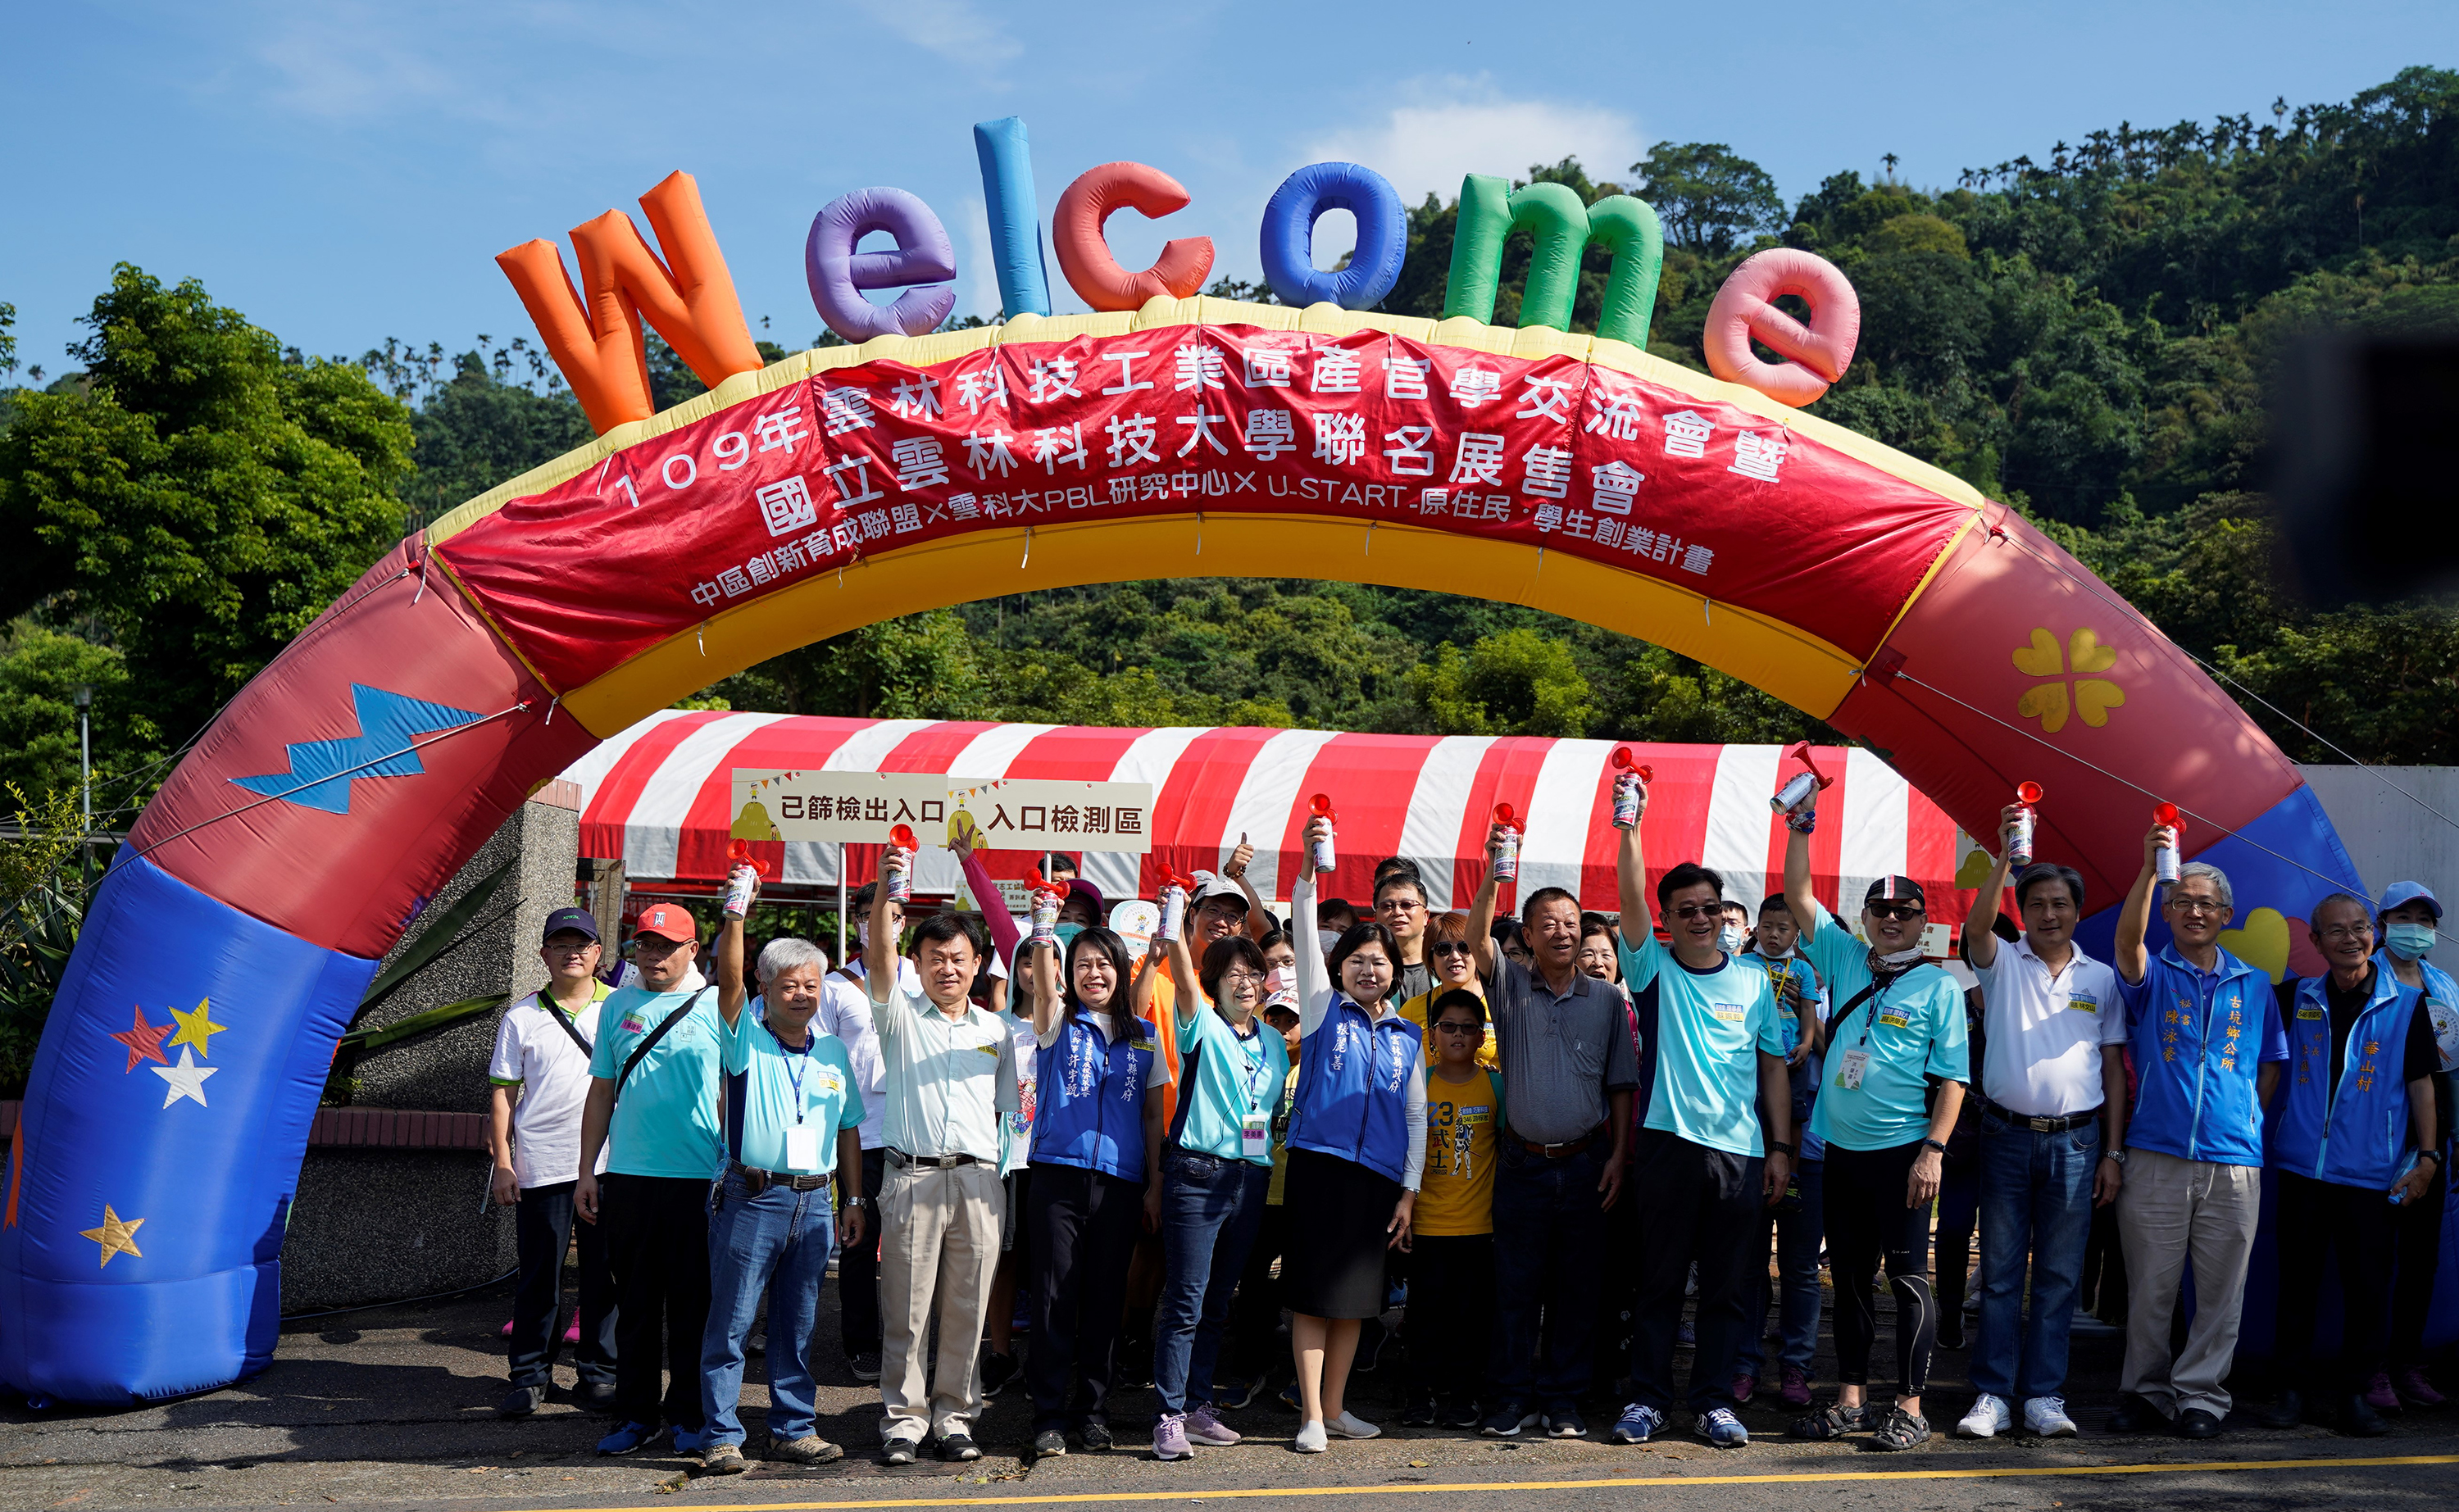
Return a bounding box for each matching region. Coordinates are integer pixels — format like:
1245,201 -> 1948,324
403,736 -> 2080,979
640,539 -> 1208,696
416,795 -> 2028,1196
6,1 -> 2453,377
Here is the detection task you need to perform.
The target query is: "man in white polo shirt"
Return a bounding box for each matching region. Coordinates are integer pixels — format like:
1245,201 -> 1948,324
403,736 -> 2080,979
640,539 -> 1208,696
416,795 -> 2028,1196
1955,807 -> 2128,1441
865,870 -> 1017,1466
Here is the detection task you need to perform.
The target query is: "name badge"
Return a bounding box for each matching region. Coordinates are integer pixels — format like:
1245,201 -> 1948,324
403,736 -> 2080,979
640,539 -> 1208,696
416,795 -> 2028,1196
784,1124 -> 822,1173
1240,1111 -> 1270,1161
2066,994 -> 2098,1015
1709,1003 -> 1747,1022
1461,1105 -> 1492,1124
2298,1006 -> 2325,1021
1877,1011 -> 1910,1029
1838,1048 -> 1872,1091
975,1040 -> 1002,1056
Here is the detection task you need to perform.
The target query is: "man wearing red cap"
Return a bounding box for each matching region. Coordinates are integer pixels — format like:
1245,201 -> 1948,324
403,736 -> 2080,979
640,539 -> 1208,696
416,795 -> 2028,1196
575,902 -> 722,1457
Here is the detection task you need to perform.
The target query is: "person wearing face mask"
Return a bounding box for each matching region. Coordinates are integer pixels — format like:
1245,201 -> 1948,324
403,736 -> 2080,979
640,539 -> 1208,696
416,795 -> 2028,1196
1017,927 -> 1163,1458
1399,913 -> 1500,1071
696,873 -> 868,1474
2257,893 -> 2440,1437
1952,812 -> 2128,1444
1718,901 -> 1752,960
1466,824 -> 1639,1442
2105,828 -> 2284,1441
1137,930 -> 1289,1460
1734,897 -> 1828,1410
2373,882 -> 2457,1410
1779,787 -> 1969,1451
1607,777 -> 1794,1451
1282,812 -> 1428,1452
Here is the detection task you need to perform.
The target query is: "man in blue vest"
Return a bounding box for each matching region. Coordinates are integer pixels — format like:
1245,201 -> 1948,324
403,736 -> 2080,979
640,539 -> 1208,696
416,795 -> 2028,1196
2257,892 -> 2442,1435
2107,825 -> 2287,1439
2375,881 -> 2457,1410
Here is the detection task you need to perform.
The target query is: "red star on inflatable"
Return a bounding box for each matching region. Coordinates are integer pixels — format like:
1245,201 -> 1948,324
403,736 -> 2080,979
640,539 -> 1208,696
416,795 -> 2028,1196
107,1006 -> 174,1073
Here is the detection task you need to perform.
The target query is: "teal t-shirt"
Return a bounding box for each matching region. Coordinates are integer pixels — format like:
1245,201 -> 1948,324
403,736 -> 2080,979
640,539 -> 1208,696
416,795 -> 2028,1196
1800,901 -> 1970,1152
723,1008 -> 864,1174
1618,931 -> 1784,1157
587,984 -> 725,1179
1170,998 -> 1292,1167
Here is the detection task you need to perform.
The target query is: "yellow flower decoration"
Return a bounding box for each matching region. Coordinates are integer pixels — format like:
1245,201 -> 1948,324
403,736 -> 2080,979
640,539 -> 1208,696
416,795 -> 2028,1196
2013,627 -> 2125,733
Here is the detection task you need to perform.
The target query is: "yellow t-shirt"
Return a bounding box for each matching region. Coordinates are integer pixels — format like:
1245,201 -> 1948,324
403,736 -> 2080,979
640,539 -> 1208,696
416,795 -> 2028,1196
1415,1066 -> 1504,1237
1400,988 -> 1501,1070
1266,1056 -> 1299,1206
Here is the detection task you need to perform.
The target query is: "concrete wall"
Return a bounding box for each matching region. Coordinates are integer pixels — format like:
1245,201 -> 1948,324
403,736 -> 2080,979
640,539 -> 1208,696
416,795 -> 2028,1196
279,792 -> 580,1312
2298,764 -> 2459,898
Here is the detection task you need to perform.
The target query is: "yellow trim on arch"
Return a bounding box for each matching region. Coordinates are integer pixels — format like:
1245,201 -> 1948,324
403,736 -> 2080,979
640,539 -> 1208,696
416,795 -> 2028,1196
425,296 -> 1988,545
556,510 -> 1870,739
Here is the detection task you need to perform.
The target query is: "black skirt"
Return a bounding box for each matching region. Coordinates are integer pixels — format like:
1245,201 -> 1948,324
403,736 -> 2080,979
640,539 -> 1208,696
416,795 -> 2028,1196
1281,1147 -> 1402,1319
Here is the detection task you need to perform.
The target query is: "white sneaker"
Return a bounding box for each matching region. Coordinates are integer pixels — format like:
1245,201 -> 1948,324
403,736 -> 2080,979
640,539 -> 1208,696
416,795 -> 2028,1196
2024,1396 -> 2078,1437
1956,1393 -> 2012,1438
1325,1410 -> 1380,1439
1293,1419 -> 1328,1453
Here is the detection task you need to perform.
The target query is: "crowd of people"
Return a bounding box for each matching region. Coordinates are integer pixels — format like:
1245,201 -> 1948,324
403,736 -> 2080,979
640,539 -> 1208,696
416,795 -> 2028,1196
483,777 -> 2457,1470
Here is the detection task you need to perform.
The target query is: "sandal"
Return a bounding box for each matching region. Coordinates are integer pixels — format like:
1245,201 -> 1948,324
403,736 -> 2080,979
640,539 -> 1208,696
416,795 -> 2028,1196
1869,1405 -> 1931,1451
1788,1401 -> 1874,1440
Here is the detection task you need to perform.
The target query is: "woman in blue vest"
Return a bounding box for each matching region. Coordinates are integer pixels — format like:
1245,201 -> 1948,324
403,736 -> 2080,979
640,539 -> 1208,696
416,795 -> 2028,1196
1282,812 -> 1427,1453
1020,925 -> 1164,1456
2260,892 -> 2443,1437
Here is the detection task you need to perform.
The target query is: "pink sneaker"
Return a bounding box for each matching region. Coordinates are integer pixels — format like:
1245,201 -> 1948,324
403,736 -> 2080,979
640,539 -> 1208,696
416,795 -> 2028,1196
1184,1405 -> 1241,1445
1730,1373 -> 1757,1405
2364,1371 -> 2400,1411
564,1310 -> 581,1345
1152,1413 -> 1193,1461
2397,1368 -> 2445,1408
1779,1365 -> 1813,1409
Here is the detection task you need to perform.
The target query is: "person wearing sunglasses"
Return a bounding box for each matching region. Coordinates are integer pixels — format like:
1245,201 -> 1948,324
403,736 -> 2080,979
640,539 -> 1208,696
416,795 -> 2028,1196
1607,779 -> 1794,1450
2106,822 -> 2285,1441
1399,912 -> 1500,1071
1778,787 -> 1969,1451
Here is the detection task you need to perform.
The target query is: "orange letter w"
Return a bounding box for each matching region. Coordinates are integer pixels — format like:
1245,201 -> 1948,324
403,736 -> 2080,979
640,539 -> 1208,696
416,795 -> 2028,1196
496,170 -> 765,434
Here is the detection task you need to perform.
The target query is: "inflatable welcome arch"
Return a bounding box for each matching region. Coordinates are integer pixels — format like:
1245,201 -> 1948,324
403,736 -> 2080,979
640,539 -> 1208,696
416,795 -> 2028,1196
2,123 -> 2368,1402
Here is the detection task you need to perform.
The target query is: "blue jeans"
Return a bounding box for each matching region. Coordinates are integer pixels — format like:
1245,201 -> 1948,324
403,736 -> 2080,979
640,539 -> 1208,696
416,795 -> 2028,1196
1739,1158 -> 1824,1379
1491,1141 -> 1607,1411
701,1169 -> 838,1447
1152,1149 -> 1270,1416
1971,1113 -> 2101,1401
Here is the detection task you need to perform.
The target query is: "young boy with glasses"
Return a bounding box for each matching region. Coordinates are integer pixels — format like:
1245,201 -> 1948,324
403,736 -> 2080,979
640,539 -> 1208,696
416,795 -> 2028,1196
1402,989 -> 1507,1429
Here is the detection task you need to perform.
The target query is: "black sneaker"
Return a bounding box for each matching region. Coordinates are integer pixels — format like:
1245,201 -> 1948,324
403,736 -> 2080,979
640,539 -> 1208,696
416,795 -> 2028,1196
937,1433 -> 982,1462
1401,1394 -> 1437,1427
849,1351 -> 884,1383
497,1384 -> 543,1418
1218,1374 -> 1266,1410
980,1347 -> 1020,1396
880,1437 -> 919,1466
1545,1410 -> 1587,1439
1032,1428 -> 1069,1459
1079,1419 -> 1114,1451
1438,1400 -> 1483,1430
1480,1402 -> 1537,1437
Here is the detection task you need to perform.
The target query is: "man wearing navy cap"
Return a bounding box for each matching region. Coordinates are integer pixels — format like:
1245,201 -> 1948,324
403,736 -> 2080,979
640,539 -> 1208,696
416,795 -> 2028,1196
2375,882 -> 2457,1410
489,907 -> 620,1416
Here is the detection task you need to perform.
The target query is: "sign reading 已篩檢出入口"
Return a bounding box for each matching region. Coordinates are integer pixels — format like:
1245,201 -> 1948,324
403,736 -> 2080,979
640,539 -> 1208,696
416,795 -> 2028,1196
731,769 -> 1154,852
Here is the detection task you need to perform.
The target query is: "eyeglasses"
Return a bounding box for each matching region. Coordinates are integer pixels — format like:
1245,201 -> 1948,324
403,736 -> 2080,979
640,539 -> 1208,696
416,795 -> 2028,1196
1435,1021 -> 1482,1035
1668,904 -> 1721,920
634,936 -> 692,955
1431,941 -> 1475,956
2167,897 -> 2226,915
1866,902 -> 1925,922
1219,969 -> 1266,984
1379,898 -> 1425,913
2317,924 -> 2373,943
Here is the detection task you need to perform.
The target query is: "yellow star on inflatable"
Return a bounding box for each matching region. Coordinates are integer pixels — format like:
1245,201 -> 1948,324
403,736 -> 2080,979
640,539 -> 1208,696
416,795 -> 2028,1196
78,1205 -> 145,1268
167,998 -> 227,1058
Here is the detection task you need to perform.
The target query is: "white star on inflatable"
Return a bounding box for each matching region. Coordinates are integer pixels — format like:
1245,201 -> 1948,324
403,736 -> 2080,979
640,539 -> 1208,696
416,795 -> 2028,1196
152,1045 -> 218,1108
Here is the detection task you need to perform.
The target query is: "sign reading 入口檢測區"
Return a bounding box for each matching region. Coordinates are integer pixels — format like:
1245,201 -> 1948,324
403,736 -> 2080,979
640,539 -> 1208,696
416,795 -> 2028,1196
730,769 -> 1154,852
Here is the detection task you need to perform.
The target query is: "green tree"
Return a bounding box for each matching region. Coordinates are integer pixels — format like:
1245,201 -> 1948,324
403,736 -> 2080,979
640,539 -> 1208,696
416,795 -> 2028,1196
1634,142 -> 1785,254
391,353 -> 593,532
1407,629 -> 1593,736
0,266 -> 411,745
0,622 -> 158,803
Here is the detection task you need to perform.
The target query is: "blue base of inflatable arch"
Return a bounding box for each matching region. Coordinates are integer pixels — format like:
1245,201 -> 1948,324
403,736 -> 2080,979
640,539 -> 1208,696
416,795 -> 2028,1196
1,853 -> 373,1403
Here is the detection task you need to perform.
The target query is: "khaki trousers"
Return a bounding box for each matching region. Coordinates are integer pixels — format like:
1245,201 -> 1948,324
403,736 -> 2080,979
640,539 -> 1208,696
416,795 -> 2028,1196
877,1157 -> 1003,1442
2115,1148 -> 2261,1419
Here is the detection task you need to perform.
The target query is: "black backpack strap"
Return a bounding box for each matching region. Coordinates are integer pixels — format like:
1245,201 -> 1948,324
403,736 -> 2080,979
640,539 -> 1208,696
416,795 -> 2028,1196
613,987 -> 711,1103
545,988 -> 600,1058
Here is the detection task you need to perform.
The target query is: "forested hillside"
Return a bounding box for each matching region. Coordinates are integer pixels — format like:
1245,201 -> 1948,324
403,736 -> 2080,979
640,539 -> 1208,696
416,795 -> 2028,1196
5,67 -> 2456,829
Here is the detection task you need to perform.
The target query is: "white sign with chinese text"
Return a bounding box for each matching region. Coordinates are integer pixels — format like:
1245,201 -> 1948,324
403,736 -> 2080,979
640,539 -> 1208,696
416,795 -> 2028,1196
732,770 -> 1154,853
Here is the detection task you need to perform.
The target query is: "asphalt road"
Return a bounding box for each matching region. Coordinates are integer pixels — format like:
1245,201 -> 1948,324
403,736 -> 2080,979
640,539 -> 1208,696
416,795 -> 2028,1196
3,1272 -> 2452,1512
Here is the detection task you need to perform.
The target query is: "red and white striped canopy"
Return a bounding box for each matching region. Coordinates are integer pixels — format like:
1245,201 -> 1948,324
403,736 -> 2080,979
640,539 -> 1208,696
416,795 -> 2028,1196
559,713 -> 1975,917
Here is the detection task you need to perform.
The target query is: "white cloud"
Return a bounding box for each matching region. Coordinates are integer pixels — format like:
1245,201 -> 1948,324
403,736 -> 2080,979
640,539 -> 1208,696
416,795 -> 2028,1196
843,0 -> 1021,66
1302,77 -> 1649,207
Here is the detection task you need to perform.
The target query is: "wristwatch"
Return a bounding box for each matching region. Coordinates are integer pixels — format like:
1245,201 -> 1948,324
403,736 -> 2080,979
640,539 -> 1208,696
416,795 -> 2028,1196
2106,1147 -> 2129,1166
1918,1138 -> 1948,1156
1768,1140 -> 1797,1156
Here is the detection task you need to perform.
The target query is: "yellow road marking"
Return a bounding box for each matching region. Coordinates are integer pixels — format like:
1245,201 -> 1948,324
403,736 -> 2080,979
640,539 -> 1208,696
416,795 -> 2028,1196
500,1451 -> 2459,1511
